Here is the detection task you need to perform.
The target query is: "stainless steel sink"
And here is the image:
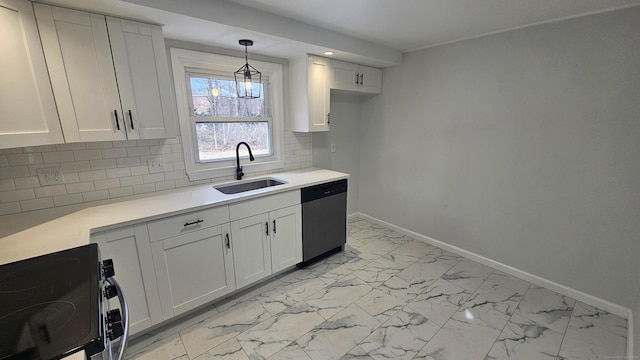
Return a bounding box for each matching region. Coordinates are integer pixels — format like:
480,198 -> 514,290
214,178 -> 286,194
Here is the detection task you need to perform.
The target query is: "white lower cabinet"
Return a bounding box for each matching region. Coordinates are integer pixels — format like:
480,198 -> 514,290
270,205 -> 302,272
230,213 -> 272,288
151,224 -> 235,319
91,225 -> 162,335
230,203 -> 302,288
92,191 -> 302,334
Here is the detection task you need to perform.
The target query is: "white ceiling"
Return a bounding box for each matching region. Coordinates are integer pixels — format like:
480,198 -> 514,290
37,0 -> 640,67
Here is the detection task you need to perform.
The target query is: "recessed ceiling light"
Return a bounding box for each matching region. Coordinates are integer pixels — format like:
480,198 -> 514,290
324,51 -> 335,56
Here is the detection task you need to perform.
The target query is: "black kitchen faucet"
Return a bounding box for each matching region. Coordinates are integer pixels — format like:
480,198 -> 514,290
235,142 -> 255,180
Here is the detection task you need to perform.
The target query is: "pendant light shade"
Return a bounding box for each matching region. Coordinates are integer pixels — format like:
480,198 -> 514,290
234,39 -> 262,99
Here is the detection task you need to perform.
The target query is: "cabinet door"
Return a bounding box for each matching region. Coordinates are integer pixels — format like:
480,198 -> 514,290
358,65 -> 382,94
34,4 -> 125,142
270,205 -> 302,272
0,0 -> 63,149
107,17 -> 176,140
152,224 -> 235,319
330,60 -> 358,91
92,225 -> 162,335
231,213 -> 272,288
307,56 -> 330,132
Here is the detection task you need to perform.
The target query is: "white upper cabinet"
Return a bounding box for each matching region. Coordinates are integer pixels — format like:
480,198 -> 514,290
290,55 -> 331,132
330,60 -> 382,94
106,17 -> 176,140
0,0 -> 63,149
34,4 -> 176,143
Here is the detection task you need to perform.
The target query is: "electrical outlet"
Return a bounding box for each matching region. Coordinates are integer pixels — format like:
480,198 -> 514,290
331,144 -> 336,153
148,159 -> 164,174
37,167 -> 65,186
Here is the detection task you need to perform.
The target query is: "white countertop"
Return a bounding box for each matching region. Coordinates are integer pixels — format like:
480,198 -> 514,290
0,168 -> 348,265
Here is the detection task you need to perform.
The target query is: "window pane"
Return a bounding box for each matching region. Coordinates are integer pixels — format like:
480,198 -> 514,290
195,122 -> 270,161
190,76 -> 265,117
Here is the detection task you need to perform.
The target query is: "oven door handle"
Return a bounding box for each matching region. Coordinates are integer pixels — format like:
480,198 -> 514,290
105,277 -> 129,360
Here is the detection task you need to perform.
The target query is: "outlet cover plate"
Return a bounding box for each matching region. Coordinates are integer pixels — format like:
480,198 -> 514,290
37,167 -> 65,186
148,159 -> 164,174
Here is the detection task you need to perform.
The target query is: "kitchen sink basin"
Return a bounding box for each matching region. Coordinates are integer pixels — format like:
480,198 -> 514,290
214,178 -> 286,194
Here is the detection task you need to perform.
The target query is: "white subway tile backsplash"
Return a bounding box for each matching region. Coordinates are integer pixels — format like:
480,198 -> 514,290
63,172 -> 80,184
0,202 -> 21,216
133,183 -> 155,194
109,186 -> 133,198
56,143 -> 86,151
130,166 -> 149,176
24,145 -> 57,153
0,166 -> 29,180
0,134 -> 312,214
143,173 -> 164,184
85,142 -> 113,149
7,153 -> 43,166
53,193 -> 84,207
82,190 -> 110,202
43,151 -> 74,163
20,197 -> 54,212
14,177 -> 40,189
94,178 -> 121,190
0,188 -> 35,202
106,168 -> 131,179
0,179 -> 15,191
73,149 -> 102,161
34,185 -> 67,198
155,180 -> 176,191
116,157 -> 141,168
61,161 -> 91,172
78,170 -> 107,182
102,148 -> 128,159
127,146 -> 150,157
119,175 -> 143,187
90,159 -> 117,170
66,182 -> 95,194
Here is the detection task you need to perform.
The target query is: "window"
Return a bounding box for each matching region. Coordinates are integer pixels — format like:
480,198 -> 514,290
170,49 -> 285,181
188,73 -> 271,162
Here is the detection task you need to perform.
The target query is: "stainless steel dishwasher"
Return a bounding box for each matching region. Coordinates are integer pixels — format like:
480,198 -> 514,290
299,179 -> 348,267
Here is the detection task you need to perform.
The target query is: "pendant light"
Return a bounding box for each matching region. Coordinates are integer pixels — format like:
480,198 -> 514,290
234,39 -> 262,99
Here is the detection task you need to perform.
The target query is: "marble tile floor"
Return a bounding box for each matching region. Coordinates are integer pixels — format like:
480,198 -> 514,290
126,217 -> 627,360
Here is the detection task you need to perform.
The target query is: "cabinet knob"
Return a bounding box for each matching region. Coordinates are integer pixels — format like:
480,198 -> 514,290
355,72 -> 360,85
128,110 -> 134,130
265,222 -> 269,236
225,233 -> 230,249
273,220 -> 277,234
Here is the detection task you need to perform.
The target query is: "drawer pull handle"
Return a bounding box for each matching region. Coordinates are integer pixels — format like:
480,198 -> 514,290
184,219 -> 204,227
273,220 -> 276,234
265,222 -> 269,236
225,233 -> 230,249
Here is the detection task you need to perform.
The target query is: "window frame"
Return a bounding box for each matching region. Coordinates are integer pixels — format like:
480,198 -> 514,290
170,48 -> 285,181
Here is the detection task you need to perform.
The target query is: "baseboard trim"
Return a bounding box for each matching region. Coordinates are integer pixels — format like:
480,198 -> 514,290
352,212 -> 631,319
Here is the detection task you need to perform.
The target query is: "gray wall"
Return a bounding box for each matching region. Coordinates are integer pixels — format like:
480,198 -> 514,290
312,93 -> 363,214
358,7 -> 640,307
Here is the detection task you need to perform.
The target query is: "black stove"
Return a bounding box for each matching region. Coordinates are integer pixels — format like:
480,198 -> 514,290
0,244 -> 105,360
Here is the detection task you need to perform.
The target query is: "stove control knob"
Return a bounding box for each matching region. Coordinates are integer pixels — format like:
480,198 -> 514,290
106,309 -> 123,340
104,285 -> 118,299
102,259 -> 115,278
107,309 -> 121,323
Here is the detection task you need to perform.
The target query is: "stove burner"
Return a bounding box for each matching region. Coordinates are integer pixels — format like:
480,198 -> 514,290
0,301 -> 77,358
0,257 -> 82,293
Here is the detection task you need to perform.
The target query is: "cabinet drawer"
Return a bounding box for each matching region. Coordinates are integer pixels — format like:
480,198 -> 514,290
148,206 -> 229,242
229,190 -> 300,221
